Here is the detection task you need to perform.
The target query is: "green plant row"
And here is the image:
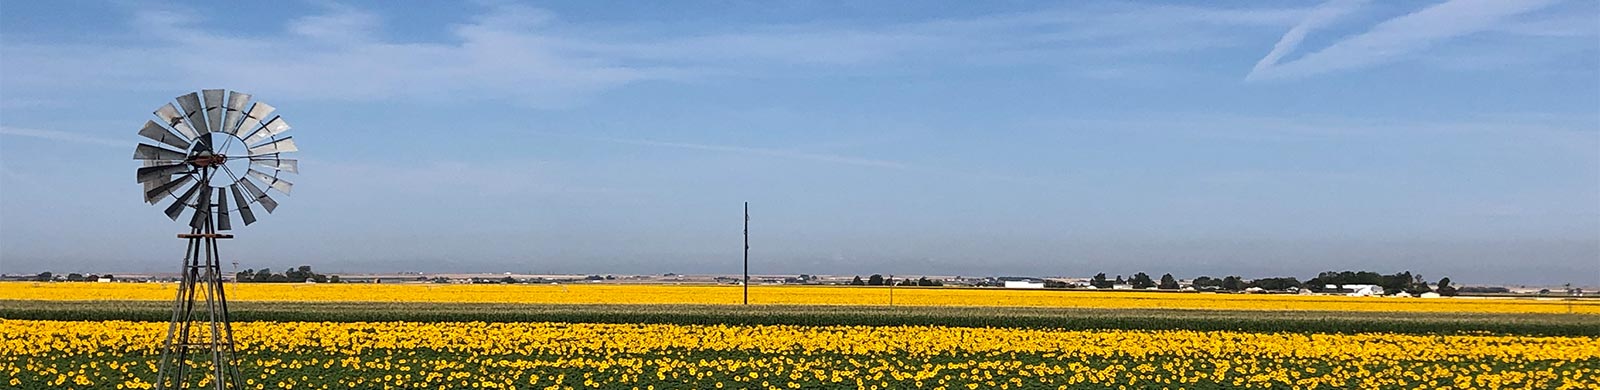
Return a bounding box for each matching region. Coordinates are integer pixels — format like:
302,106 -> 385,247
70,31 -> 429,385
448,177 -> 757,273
9,349 -> 1597,390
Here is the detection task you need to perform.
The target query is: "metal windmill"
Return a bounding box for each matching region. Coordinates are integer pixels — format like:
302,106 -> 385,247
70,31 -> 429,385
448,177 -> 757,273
134,89 -> 298,389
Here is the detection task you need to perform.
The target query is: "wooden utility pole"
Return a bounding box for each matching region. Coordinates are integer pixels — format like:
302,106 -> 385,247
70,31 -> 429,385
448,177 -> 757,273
743,202 -> 749,305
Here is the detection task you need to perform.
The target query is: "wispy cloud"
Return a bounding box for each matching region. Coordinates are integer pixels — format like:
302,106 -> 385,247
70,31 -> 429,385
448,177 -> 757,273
576,135 -> 909,169
1,3 -> 665,108
1249,0 -> 1559,81
0,2 -> 1310,106
0,126 -> 123,147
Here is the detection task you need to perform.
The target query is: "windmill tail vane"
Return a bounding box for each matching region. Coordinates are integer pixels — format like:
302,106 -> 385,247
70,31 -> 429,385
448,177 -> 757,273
134,89 -> 300,390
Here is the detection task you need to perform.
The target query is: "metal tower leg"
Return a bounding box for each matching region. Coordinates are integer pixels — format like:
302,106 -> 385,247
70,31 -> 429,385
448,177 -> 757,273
155,167 -> 241,390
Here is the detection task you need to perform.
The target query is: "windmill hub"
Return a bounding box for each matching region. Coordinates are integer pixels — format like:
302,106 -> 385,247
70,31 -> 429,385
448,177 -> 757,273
189,153 -> 227,167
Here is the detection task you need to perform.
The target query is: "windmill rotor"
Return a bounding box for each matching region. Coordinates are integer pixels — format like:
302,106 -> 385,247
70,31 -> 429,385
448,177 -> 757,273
134,89 -> 298,230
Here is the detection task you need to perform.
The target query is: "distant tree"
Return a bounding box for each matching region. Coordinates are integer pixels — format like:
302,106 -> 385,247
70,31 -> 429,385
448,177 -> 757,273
917,277 -> 942,286
868,274 -> 885,286
1538,288 -> 1551,295
500,276 -> 516,284
586,275 -> 604,281
101,274 -> 114,281
1309,271 -> 1383,288
35,272 -> 52,282
1435,277 -> 1456,296
1459,286 -> 1508,294
1130,273 -> 1155,289
253,268 -> 272,283
1221,276 -> 1244,292
1376,271 -> 1411,295
285,265 -> 315,283
849,276 -> 866,286
605,275 -> 616,280
1403,274 -> 1432,295
1158,274 -> 1179,290
1090,273 -> 1112,289
85,274 -> 99,281
1113,275 -> 1125,285
66,273 -> 85,282
328,275 -> 341,283
1302,270 -> 1433,295
1248,277 -> 1302,291
1192,276 -> 1220,290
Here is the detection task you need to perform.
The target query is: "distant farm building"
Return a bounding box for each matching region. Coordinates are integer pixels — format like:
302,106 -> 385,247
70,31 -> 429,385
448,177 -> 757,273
1341,284 -> 1384,296
1004,281 -> 1045,289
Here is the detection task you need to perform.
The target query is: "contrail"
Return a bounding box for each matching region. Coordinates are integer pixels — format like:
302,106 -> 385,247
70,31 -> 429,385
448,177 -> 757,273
1249,0 -> 1558,81
1248,0 -> 1369,81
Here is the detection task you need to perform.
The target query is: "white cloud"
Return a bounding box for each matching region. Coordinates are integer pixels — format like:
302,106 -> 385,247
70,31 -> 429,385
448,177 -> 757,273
286,4 -> 383,44
1249,0 -> 1559,81
0,126 -> 124,147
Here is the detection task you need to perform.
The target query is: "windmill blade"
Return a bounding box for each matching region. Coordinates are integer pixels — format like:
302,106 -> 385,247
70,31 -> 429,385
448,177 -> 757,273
142,161 -> 174,204
137,163 -> 191,183
163,180 -> 203,221
220,91 -> 252,135
134,144 -> 188,161
243,117 -> 291,145
235,102 -> 275,137
230,184 -> 257,226
258,193 -> 279,213
247,137 -> 298,156
247,169 -> 293,195
143,178 -> 169,203
215,190 -> 232,231
176,92 -> 210,135
154,103 -> 200,140
189,186 -> 213,229
202,89 -> 225,136
236,177 -> 278,213
193,132 -> 214,153
144,173 -> 194,204
138,120 -> 192,150
249,157 -> 298,173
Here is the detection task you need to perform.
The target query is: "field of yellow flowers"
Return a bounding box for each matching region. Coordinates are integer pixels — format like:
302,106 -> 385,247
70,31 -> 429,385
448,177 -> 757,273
3,282 -> 1596,314
4,319 -> 1597,390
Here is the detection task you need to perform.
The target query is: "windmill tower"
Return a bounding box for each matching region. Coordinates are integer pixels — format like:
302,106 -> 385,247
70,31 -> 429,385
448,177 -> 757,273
134,89 -> 300,389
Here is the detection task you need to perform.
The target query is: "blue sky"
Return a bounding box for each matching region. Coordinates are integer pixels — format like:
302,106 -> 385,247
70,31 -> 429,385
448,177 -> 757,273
1,1 -> 1596,284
